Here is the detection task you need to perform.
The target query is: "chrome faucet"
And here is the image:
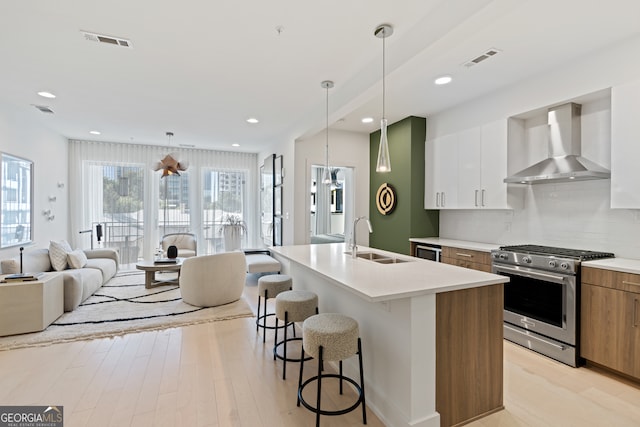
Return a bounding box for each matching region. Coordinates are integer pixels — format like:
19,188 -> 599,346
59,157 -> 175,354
351,216 -> 373,258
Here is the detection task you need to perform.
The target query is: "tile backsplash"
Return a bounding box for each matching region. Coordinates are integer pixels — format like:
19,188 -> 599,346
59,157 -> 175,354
439,179 -> 640,258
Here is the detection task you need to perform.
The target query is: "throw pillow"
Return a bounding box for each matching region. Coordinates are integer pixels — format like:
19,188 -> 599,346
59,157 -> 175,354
1,259 -> 19,274
49,240 -> 72,271
67,249 -> 88,269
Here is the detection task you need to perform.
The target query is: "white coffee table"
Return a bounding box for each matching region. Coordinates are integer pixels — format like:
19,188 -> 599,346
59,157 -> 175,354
136,259 -> 183,288
0,272 -> 64,336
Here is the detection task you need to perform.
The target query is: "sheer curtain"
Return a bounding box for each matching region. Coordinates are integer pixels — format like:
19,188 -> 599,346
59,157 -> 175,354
69,140 -> 258,260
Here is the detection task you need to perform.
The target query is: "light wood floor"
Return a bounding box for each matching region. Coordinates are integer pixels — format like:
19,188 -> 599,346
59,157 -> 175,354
1,278 -> 639,427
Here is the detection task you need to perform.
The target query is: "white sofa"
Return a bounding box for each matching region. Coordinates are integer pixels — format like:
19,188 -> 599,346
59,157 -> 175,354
1,248 -> 119,312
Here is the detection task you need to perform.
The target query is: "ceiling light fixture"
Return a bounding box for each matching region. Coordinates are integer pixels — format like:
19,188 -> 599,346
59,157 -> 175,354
153,132 -> 188,178
89,130 -> 101,135
246,117 -> 259,124
232,143 -> 240,147
321,80 -> 334,185
37,91 -> 56,99
375,24 -> 393,173
361,117 -> 374,124
434,75 -> 452,85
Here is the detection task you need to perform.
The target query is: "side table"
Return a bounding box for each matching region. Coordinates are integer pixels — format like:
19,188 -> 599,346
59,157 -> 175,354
0,272 -> 64,336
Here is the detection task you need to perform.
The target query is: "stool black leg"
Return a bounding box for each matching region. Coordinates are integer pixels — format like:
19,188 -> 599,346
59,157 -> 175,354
339,360 -> 343,394
262,290 -> 269,343
282,312 -> 289,378
315,345 -> 323,427
256,295 -> 261,333
274,317 -> 279,359
297,347 -> 305,407
358,338 -> 367,425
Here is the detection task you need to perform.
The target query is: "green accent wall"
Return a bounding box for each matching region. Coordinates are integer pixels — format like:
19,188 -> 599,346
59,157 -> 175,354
369,116 -> 439,255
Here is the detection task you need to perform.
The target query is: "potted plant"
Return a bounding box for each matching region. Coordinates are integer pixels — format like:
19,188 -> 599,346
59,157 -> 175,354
220,214 -> 247,251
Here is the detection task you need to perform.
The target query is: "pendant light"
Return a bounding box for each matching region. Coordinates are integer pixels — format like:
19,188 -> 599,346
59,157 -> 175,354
375,24 -> 393,173
321,80 -> 334,185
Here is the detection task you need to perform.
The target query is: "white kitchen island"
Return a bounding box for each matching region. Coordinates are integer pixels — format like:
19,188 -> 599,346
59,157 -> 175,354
270,243 -> 508,427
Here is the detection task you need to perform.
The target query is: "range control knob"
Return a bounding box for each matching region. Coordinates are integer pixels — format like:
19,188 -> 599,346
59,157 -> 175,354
522,256 -> 532,264
560,262 -> 570,270
499,253 -> 508,260
492,252 -> 500,259
548,260 -> 557,268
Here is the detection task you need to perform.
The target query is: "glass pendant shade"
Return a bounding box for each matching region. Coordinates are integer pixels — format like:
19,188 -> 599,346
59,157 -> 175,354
322,165 -> 331,184
376,118 -> 391,172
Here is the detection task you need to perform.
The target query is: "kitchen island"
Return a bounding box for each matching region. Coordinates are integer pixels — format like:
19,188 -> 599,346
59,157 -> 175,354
270,243 -> 508,427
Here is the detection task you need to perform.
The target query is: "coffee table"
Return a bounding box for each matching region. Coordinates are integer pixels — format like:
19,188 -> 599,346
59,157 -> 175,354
136,259 -> 183,289
0,272 -> 64,336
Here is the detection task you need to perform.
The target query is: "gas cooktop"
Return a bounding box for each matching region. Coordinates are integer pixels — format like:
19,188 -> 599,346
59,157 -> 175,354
498,244 -> 614,261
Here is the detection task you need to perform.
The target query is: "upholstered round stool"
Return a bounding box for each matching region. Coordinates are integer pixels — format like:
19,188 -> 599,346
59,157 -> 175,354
256,274 -> 293,343
297,313 -> 366,427
274,290 -> 318,380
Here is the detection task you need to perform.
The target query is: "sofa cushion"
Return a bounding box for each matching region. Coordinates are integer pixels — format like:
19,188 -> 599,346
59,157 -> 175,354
85,258 -> 117,284
49,240 -> 72,271
68,249 -> 88,269
62,268 -> 103,312
1,259 -> 19,274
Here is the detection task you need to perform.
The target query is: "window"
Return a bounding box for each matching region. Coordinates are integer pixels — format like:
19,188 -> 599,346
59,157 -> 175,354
0,153 -> 32,248
159,172 -> 190,236
83,162 -> 144,263
202,168 -> 246,253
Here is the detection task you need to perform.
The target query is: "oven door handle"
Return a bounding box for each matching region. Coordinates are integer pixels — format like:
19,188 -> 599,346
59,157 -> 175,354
493,264 -> 568,284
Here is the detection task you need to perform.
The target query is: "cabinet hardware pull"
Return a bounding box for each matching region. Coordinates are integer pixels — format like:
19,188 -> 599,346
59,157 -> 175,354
475,190 -> 479,207
442,192 -> 446,207
436,192 -> 440,207
456,253 -> 472,258
482,189 -> 486,207
622,280 -> 640,287
635,298 -> 639,327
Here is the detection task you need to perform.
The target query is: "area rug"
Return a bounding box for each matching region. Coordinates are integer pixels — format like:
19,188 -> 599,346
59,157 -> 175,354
0,270 -> 254,351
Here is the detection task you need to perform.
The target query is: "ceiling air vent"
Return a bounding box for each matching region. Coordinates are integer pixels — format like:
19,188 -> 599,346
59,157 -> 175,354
81,31 -> 133,48
32,105 -> 54,114
462,48 -> 501,68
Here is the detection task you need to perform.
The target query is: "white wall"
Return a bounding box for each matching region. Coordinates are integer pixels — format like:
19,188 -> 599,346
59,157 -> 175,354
0,102 -> 69,261
294,129 -> 370,245
427,34 -> 640,258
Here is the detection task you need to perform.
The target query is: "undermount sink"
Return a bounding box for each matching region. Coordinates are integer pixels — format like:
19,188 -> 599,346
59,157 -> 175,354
346,251 -> 413,264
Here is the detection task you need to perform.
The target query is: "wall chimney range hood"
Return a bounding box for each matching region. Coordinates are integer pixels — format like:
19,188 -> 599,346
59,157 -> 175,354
504,103 -> 610,184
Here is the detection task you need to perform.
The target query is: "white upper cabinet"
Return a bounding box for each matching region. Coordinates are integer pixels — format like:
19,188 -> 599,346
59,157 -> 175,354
425,133 -> 458,209
425,119 -> 512,210
611,79 -> 640,208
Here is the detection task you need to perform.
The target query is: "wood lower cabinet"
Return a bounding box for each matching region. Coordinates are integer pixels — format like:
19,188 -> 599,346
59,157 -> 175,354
436,284 -> 504,426
441,246 -> 492,272
581,267 -> 640,380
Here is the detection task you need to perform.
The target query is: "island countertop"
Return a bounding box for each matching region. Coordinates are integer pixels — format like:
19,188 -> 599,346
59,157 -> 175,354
269,243 -> 508,303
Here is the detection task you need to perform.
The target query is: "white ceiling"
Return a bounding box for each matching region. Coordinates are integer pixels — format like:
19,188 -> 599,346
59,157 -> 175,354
1,0 -> 639,152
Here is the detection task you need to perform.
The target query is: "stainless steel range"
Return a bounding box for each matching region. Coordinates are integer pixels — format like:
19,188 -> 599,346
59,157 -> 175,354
491,244 -> 614,367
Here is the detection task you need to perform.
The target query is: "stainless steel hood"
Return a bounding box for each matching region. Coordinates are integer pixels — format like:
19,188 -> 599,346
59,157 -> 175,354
504,103 -> 610,184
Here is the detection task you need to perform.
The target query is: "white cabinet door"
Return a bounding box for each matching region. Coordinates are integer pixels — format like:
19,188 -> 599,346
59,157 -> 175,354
480,119 -> 509,208
611,80 -> 640,208
457,127 -> 482,208
425,133 -> 458,209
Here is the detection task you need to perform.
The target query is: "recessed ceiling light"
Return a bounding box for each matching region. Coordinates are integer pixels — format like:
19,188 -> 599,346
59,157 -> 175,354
434,75 -> 453,85
246,117 -> 259,124
37,91 -> 56,99
361,117 -> 374,124
232,143 -> 240,147
89,130 -> 101,135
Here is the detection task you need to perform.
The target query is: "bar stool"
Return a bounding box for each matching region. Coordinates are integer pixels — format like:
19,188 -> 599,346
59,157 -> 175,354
256,274 -> 292,343
297,313 -> 366,427
274,290 -> 318,380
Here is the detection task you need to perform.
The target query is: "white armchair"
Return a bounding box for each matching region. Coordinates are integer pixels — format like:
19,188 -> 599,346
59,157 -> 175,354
161,233 -> 197,258
179,252 -> 246,307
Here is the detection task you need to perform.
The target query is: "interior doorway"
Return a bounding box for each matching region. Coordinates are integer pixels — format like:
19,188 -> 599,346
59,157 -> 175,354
309,165 -> 354,244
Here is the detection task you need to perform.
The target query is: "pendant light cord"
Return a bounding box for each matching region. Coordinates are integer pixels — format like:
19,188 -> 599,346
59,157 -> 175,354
382,32 -> 386,120
325,83 -> 329,167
